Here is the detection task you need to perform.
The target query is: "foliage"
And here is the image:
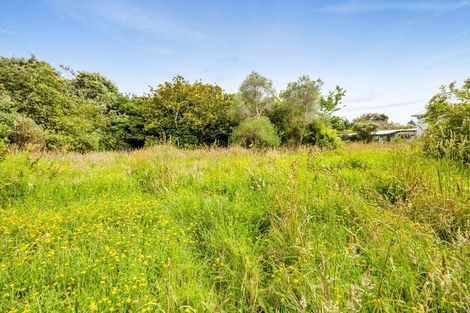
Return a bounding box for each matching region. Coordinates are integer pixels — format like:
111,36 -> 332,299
270,76 -> 322,145
1,56 -> 348,151
0,112 -> 46,149
268,76 -> 347,146
235,71 -> 276,119
280,76 -> 322,116
353,113 -> 413,130
304,119 -> 342,149
0,145 -> 468,312
0,56 -> 112,151
352,121 -> 379,142
354,113 -> 390,129
0,55 -> 72,126
103,96 -> 147,149
0,56 -> 349,151
141,76 -> 235,147
0,89 -> 15,112
72,71 -> 119,105
230,116 -> 280,148
329,115 -> 352,132
422,79 -> 470,164
319,85 -> 346,115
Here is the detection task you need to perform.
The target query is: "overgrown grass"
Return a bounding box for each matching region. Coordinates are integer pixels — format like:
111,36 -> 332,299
0,144 -> 468,312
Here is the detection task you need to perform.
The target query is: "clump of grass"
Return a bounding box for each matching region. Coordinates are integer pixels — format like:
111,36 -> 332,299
0,143 -> 468,312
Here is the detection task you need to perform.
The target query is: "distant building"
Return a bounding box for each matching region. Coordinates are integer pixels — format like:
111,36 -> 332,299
411,112 -> 427,136
341,128 -> 418,143
372,128 -> 418,143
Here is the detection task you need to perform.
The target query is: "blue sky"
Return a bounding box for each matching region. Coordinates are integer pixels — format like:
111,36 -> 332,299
1,0 -> 469,123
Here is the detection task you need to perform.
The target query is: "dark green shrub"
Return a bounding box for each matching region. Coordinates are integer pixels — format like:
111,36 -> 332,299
352,121 -> 378,142
45,132 -> 73,151
305,119 -> 342,149
329,115 -> 351,132
231,117 -> 280,148
45,131 -> 100,153
72,132 -> 101,153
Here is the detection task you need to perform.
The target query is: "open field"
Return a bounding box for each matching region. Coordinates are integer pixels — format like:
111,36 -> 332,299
0,144 -> 469,312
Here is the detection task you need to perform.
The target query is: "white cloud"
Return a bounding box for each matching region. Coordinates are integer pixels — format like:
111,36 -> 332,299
324,0 -> 470,14
46,0 -> 204,40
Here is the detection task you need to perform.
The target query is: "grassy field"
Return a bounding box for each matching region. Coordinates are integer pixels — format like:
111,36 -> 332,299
0,144 -> 469,312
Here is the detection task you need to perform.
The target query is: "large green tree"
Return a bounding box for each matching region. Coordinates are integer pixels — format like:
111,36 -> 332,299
0,56 -> 75,126
70,71 -> 143,149
271,75 -> 322,144
0,56 -> 140,151
142,76 -> 234,147
234,71 -> 276,119
0,56 -> 106,151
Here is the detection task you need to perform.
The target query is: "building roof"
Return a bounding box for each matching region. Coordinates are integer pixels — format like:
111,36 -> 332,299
342,128 -> 418,138
373,128 -> 417,136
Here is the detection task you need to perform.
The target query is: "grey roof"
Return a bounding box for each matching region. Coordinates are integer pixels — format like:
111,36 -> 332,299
373,128 -> 417,136
342,128 -> 418,137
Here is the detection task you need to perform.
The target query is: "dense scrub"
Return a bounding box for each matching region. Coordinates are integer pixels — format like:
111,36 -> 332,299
421,79 -> 470,164
0,56 -> 345,152
0,144 -> 468,312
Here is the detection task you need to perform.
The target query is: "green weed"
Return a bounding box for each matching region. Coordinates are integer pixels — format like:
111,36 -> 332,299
0,144 -> 468,312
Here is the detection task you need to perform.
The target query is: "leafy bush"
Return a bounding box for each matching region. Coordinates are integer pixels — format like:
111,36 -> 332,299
45,131 -> 100,153
422,79 -> 470,164
329,115 -> 351,132
72,132 -> 102,153
305,119 -> 341,149
0,118 -> 9,142
352,121 -> 379,142
231,116 -> 280,148
168,125 -> 199,147
0,113 -> 46,149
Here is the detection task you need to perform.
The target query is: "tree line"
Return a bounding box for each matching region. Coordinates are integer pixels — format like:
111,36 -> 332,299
0,56 -> 349,152
1,55 -> 467,161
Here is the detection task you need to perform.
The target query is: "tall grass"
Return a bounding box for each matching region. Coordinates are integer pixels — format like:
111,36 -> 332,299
0,144 -> 468,312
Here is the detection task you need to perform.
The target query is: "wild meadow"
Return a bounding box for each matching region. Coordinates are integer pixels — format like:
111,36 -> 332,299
0,143 -> 468,312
